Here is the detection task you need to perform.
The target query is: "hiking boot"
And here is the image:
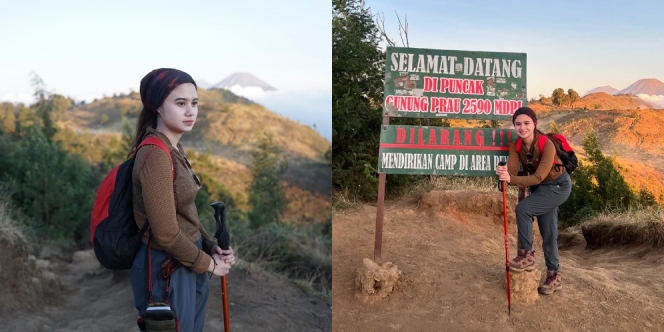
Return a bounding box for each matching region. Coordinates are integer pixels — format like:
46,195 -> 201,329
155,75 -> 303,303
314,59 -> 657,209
538,269 -> 562,295
509,248 -> 536,272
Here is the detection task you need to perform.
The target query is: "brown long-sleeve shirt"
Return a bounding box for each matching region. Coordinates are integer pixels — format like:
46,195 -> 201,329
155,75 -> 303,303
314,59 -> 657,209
507,131 -> 564,188
132,127 -> 217,274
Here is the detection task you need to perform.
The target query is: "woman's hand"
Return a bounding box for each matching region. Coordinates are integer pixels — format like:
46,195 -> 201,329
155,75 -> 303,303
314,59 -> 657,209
212,245 -> 236,266
496,166 -> 511,183
208,254 -> 231,277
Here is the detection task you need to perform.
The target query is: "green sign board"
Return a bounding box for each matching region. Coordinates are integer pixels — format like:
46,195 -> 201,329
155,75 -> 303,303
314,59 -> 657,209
383,47 -> 527,120
378,125 -> 518,176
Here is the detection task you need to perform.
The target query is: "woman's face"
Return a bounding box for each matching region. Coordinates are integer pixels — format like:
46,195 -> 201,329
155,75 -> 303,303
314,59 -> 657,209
514,114 -> 535,140
158,83 -> 198,135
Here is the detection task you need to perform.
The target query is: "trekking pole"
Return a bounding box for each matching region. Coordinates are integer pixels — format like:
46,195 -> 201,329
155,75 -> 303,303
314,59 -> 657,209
498,161 -> 512,315
211,202 -> 231,332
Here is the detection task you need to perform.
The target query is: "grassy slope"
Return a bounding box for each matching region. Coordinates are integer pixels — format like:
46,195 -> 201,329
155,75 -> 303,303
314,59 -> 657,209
57,89 -> 331,221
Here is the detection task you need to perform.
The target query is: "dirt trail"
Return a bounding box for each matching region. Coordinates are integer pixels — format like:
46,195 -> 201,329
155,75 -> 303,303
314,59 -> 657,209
332,191 -> 664,331
0,250 -> 331,332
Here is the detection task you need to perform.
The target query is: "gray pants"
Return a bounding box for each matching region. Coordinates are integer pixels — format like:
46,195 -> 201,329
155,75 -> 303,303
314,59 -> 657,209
515,172 -> 571,271
131,238 -> 210,332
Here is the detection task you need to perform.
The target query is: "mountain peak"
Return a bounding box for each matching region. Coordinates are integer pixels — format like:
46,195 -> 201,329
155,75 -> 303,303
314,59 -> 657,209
584,85 -> 619,97
213,73 -> 276,91
620,78 -> 664,95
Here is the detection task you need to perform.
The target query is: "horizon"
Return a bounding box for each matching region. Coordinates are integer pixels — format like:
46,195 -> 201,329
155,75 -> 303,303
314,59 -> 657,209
0,1 -> 330,101
0,0 -> 331,140
363,0 -> 664,99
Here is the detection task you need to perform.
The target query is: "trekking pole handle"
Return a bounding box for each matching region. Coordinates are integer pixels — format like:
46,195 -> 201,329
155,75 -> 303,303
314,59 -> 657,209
211,202 -> 230,251
497,161 -> 507,191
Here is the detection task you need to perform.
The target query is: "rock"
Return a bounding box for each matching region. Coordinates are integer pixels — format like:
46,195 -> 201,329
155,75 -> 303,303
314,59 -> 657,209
355,258 -> 402,304
28,254 -> 37,267
31,277 -> 42,294
505,269 -> 541,304
39,244 -> 64,261
72,250 -> 95,263
42,271 -> 57,282
35,259 -> 50,270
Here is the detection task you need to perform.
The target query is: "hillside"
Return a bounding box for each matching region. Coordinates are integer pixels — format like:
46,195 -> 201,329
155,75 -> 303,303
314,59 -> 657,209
535,109 -> 664,201
529,92 -> 655,111
56,88 -> 331,221
66,88 -> 329,160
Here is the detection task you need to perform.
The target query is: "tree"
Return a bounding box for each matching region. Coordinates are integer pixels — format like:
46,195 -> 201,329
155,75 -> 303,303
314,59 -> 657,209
559,130 -> 636,225
324,146 -> 332,165
567,89 -> 580,106
332,0 -> 385,199
30,73 -> 57,141
637,188 -> 657,208
583,130 -> 635,209
0,125 -> 97,242
0,103 -> 16,135
247,132 -> 289,229
551,88 -> 566,106
549,120 -> 560,133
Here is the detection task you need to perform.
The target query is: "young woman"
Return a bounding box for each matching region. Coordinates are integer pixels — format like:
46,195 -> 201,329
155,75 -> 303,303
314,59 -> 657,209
496,107 -> 571,295
130,68 -> 235,331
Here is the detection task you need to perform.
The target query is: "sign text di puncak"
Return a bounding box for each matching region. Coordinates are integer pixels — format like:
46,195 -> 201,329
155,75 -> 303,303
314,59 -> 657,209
378,125 -> 518,176
384,47 -> 527,120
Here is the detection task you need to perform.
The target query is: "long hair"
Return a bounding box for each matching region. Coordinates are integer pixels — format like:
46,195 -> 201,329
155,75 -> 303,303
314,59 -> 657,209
129,107 -> 158,157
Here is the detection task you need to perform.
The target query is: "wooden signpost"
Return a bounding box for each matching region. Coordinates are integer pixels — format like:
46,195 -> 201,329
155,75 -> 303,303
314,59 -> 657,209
374,47 -> 527,260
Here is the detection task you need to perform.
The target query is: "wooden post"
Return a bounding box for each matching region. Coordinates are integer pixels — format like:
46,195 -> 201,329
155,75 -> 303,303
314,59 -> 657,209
374,173 -> 386,261
374,116 -> 390,261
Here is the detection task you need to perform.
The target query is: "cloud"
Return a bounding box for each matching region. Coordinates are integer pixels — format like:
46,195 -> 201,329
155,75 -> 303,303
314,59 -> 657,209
0,93 -> 33,105
637,94 -> 664,108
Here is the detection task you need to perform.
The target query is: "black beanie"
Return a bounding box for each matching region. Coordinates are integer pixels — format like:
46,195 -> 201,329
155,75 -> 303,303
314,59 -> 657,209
140,68 -> 197,113
512,107 -> 537,126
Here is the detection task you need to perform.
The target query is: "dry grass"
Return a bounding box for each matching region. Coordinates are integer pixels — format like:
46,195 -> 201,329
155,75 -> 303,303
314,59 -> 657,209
332,175 -> 521,213
283,184 -> 331,222
0,192 -> 26,244
581,208 -> 664,249
411,175 -> 520,201
332,188 -> 365,212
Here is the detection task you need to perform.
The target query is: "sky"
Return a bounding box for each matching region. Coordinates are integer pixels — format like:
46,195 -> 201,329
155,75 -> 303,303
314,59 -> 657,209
0,0 -> 331,139
363,0 -> 664,99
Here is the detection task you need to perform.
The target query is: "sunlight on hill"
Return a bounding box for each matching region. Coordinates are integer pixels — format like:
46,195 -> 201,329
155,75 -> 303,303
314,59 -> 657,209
530,92 -> 655,111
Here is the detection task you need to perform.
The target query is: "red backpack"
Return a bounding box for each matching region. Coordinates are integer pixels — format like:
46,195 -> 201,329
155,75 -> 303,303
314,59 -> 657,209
515,133 -> 578,174
90,137 -> 174,270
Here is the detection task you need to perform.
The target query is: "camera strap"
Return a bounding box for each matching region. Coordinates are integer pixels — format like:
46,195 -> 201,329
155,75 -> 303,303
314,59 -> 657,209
136,226 -> 180,332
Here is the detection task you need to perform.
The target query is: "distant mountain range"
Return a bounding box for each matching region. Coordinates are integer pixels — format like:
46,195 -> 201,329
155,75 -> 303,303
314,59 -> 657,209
584,85 -> 620,96
585,79 -> 664,96
584,79 -> 664,108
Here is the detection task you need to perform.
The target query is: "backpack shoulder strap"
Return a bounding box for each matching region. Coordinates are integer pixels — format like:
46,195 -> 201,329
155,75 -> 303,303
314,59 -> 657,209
515,137 -> 524,153
537,135 -> 548,154
137,136 -> 174,179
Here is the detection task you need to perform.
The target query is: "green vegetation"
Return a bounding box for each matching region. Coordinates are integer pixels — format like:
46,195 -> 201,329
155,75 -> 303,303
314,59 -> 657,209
550,88 -> 580,107
557,130 -> 658,225
0,74 -> 330,297
247,133 -> 289,229
333,0 -> 425,201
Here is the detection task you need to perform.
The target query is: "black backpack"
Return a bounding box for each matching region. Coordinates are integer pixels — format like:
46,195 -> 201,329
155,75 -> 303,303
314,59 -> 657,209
89,137 -> 173,270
